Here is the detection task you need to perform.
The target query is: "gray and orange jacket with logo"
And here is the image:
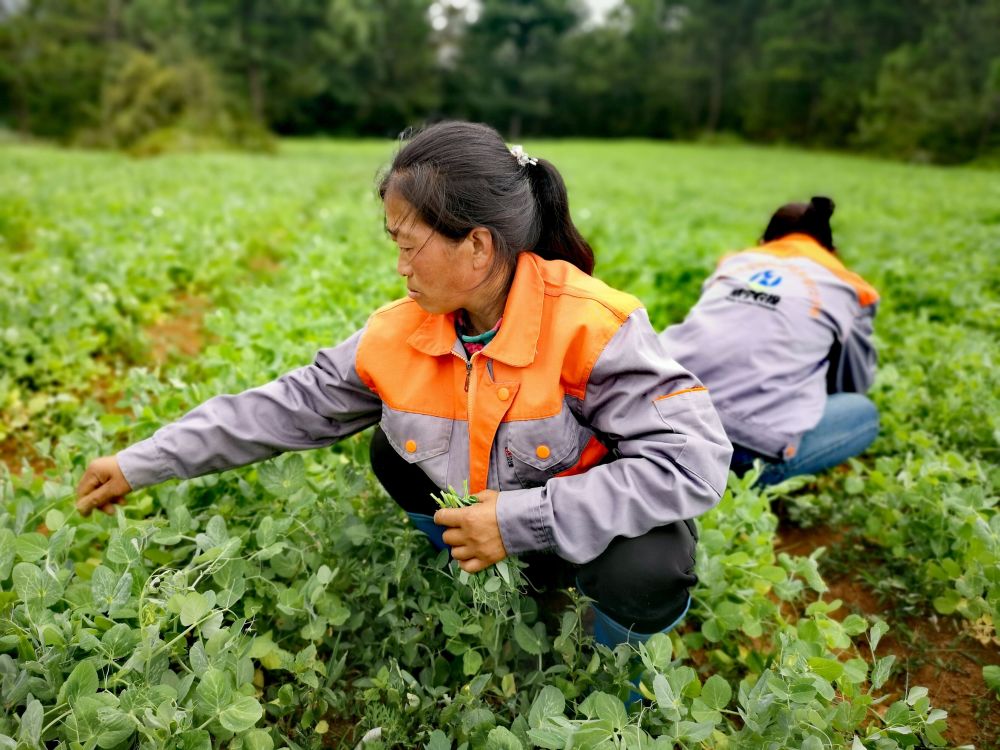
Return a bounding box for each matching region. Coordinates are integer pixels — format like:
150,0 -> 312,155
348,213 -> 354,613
117,252 -> 732,564
660,234 -> 879,460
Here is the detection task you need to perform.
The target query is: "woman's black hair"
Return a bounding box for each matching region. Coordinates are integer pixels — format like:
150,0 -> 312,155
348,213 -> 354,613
378,121 -> 595,278
761,196 -> 836,251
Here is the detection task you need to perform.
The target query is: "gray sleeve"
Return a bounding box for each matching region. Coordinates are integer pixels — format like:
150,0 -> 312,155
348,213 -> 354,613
827,303 -> 878,394
496,309 -> 733,564
116,328 -> 382,490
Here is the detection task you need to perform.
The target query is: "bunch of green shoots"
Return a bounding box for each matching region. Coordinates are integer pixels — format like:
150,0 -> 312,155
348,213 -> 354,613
432,486 -> 528,615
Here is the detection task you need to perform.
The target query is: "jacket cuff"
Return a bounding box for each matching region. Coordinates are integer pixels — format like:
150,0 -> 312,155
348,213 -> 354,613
496,487 -> 554,555
117,435 -> 175,491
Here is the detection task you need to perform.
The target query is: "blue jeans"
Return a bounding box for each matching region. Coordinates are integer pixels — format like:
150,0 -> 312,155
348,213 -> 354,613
730,393 -> 879,486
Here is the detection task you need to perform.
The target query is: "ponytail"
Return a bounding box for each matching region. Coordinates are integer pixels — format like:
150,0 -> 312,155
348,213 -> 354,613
762,195 -> 836,252
527,159 -> 596,275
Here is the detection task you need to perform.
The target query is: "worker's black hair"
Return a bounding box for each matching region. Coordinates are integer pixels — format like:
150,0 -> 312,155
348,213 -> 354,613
762,196 -> 836,251
379,121 -> 595,277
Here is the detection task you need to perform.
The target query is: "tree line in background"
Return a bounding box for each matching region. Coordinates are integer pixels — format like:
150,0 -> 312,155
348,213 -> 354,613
1,0 -> 998,163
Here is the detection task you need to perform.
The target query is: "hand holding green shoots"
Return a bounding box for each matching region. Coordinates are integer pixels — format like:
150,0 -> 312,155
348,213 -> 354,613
433,487 -> 527,613
432,487 -> 507,573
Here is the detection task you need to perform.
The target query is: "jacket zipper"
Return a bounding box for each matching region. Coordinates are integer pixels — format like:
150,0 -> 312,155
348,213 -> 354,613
452,350 -> 480,484
466,352 -> 479,421
453,349 -> 478,415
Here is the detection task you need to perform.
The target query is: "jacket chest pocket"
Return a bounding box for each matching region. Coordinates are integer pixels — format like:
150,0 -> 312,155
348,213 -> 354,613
380,405 -> 453,486
503,408 -> 592,490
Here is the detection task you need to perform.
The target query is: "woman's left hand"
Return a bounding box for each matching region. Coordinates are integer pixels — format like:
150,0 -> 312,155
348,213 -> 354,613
435,489 -> 508,573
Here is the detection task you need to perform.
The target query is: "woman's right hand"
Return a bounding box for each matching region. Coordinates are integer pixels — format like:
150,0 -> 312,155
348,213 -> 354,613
76,456 -> 133,516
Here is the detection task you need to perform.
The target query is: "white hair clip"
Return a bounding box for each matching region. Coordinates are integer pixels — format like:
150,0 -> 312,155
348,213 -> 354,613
509,144 -> 538,167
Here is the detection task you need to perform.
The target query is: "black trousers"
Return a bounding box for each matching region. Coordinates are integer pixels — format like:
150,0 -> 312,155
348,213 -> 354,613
370,427 -> 697,633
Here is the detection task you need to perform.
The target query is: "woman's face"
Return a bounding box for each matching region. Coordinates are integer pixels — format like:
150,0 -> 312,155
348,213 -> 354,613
384,190 -> 488,315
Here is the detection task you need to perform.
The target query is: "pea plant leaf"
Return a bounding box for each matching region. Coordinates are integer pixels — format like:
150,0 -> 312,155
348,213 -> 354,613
701,674 -> 732,710
194,667 -> 234,720
14,533 -> 48,563
528,686 -> 566,729
259,454 -> 307,496
219,695 -> 263,732
58,661 -> 99,707
513,622 -> 547,656
18,699 -> 43,746
13,563 -> 60,607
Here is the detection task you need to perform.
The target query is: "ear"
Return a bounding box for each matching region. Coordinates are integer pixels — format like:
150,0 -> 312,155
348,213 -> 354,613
467,227 -> 495,271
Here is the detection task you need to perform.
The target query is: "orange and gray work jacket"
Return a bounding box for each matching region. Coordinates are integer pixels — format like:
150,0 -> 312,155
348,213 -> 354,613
660,234 -> 879,460
117,252 -> 732,564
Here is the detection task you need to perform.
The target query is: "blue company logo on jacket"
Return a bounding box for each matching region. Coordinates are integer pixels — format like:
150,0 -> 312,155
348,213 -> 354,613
749,269 -> 783,287
728,269 -> 784,309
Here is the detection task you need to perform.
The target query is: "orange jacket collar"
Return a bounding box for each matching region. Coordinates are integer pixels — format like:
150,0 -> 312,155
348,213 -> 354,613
769,233 -> 842,266
758,234 -> 880,306
406,252 -> 544,366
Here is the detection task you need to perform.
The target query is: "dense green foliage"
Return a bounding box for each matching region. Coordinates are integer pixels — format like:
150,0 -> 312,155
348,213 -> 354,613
2,0 -> 999,162
1,140 -> 998,747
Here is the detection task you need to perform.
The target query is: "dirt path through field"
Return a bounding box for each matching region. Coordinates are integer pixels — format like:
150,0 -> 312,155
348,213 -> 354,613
777,522 -> 1000,749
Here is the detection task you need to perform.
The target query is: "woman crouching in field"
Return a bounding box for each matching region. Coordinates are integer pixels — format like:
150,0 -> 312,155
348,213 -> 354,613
661,197 -> 880,486
76,121 -> 732,647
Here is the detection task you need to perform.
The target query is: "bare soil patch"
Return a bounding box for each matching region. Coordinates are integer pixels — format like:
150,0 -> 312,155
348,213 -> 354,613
146,293 -> 212,365
775,522 -> 845,558
247,254 -> 282,275
0,434 -> 50,476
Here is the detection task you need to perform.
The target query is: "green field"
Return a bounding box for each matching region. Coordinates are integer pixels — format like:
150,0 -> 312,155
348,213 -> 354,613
1,140 -> 998,748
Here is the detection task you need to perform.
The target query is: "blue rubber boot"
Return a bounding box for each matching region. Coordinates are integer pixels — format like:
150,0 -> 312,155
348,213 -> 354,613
406,512 -> 448,552
590,593 -> 692,705
590,594 -> 692,648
